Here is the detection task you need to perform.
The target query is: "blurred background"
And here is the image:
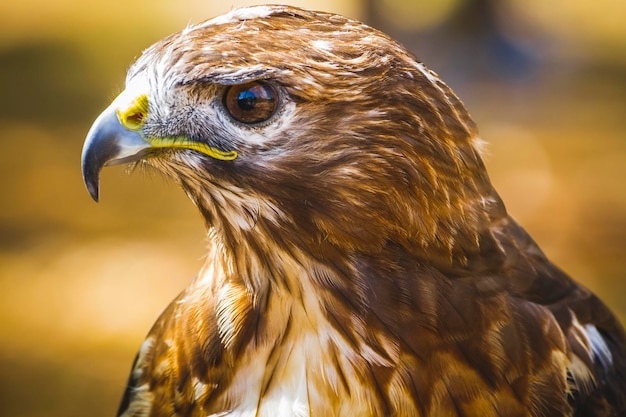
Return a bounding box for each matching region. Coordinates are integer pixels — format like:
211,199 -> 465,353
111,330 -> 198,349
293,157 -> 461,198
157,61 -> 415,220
0,0 -> 624,415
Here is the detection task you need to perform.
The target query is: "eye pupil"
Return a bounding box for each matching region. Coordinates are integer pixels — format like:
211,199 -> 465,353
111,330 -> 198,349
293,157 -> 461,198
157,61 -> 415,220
224,81 -> 278,124
237,90 -> 257,111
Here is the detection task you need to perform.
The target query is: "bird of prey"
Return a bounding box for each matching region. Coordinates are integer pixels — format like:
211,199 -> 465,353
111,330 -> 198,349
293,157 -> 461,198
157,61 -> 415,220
81,5 -> 625,417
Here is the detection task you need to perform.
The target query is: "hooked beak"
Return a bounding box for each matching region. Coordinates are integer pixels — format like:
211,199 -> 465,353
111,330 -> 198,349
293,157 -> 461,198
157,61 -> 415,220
81,105 -> 151,202
82,91 -> 238,202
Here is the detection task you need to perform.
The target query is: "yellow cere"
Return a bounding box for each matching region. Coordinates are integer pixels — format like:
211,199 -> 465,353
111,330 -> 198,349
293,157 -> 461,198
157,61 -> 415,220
146,137 -> 238,161
117,94 -> 149,131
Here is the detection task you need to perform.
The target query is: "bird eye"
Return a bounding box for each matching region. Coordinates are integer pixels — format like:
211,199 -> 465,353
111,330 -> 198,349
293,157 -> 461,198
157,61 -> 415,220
223,81 -> 278,124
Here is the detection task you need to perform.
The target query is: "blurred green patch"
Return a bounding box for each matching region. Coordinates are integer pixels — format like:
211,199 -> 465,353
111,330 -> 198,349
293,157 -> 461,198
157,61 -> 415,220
0,42 -> 106,125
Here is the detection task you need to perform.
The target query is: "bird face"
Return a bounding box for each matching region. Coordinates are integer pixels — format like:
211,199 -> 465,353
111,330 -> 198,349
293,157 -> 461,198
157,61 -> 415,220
81,61 -> 284,202
82,5 -> 492,258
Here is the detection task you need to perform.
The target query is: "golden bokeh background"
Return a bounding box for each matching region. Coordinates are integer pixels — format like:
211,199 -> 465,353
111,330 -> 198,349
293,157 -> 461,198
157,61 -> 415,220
0,0 -> 625,415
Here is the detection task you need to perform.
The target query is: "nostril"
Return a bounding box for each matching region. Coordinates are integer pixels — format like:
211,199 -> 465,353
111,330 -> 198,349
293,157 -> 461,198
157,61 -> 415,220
117,94 -> 149,130
124,111 -> 145,129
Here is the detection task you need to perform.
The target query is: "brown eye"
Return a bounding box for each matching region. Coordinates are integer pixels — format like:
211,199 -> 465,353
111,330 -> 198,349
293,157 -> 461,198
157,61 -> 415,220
223,81 -> 278,124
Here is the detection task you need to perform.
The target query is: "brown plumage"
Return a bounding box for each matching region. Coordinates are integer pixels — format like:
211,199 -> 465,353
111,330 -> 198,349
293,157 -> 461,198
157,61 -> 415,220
81,5 -> 626,417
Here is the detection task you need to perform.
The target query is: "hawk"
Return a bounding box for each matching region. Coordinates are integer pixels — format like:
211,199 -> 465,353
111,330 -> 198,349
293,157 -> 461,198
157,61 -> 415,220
81,5 -> 625,417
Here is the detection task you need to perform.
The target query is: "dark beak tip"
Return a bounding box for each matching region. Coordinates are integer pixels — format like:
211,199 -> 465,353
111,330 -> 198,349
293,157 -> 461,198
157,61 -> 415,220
82,156 -> 101,202
83,173 -> 101,202
87,185 -> 100,202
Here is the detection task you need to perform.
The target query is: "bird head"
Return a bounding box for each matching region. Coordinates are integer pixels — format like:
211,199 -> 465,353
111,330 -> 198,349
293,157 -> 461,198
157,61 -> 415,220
82,5 -> 501,261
